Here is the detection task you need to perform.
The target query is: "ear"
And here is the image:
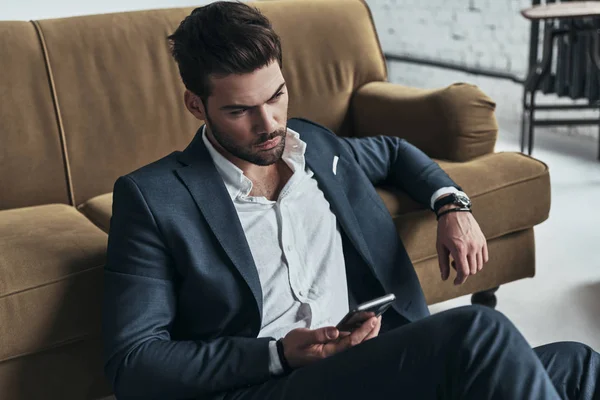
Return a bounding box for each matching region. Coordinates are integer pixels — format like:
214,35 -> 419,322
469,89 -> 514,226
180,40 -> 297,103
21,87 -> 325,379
184,90 -> 206,120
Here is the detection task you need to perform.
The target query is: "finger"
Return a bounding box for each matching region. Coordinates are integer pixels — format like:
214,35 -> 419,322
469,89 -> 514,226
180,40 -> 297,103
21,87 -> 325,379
328,331 -> 351,347
482,241 -> 489,263
364,316 -> 382,341
452,248 -> 470,285
476,250 -> 483,272
437,244 -> 451,281
336,317 -> 378,350
302,326 -> 338,346
468,252 -> 477,275
352,316 -> 378,342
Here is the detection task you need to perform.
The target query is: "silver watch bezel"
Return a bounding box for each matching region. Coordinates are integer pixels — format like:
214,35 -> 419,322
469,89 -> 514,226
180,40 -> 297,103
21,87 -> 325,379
455,192 -> 472,208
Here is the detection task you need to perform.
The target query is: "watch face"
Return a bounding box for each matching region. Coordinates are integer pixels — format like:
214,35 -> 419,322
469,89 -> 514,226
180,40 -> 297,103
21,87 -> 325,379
456,193 -> 471,207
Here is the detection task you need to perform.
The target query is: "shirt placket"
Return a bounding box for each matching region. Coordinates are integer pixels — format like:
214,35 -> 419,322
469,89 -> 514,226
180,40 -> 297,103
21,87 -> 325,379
278,197 -> 308,303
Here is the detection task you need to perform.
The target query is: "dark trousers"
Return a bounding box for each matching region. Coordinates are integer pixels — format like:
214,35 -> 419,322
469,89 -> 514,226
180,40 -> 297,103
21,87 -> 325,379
225,306 -> 599,400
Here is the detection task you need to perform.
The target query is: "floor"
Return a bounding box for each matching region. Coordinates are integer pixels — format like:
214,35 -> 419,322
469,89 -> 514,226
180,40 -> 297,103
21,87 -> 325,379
428,125 -> 600,352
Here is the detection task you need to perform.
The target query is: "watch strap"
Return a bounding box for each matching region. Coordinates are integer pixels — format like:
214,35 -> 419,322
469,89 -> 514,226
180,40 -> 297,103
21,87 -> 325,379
276,339 -> 293,375
436,207 -> 472,221
433,192 -> 472,214
433,194 -> 458,214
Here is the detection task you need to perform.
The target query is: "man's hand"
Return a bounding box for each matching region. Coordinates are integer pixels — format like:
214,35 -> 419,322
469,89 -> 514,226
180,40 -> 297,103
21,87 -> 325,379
436,206 -> 489,285
281,316 -> 381,369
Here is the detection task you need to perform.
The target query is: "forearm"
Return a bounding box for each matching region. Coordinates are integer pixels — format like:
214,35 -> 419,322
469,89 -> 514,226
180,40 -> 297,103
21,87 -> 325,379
105,176 -> 274,398
106,335 -> 273,399
341,136 -> 461,207
102,266 -> 274,399
387,138 -> 461,205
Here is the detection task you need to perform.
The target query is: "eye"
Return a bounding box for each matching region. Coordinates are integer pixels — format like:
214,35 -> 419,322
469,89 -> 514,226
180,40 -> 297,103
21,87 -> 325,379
230,109 -> 247,116
270,91 -> 285,102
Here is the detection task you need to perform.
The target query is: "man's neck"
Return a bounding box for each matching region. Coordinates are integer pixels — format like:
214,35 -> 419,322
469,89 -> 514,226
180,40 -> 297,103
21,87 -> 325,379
241,161 -> 278,182
204,129 -> 292,200
248,160 -> 292,201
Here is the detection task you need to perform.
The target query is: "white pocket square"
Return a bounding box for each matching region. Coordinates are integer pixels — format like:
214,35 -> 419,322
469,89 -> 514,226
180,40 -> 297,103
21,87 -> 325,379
332,155 -> 339,175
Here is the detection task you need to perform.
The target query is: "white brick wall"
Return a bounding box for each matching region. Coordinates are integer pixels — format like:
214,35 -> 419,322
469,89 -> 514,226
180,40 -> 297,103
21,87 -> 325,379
367,0 -> 599,141
370,0 -> 532,77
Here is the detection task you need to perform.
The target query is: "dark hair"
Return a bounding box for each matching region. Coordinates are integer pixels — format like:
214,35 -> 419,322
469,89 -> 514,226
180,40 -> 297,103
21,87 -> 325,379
168,1 -> 283,105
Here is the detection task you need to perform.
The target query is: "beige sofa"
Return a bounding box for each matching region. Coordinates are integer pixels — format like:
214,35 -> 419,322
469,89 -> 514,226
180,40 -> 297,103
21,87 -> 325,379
0,0 -> 550,398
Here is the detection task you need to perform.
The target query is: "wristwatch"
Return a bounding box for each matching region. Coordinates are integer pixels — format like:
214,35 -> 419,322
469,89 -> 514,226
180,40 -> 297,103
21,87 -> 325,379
433,192 -> 472,214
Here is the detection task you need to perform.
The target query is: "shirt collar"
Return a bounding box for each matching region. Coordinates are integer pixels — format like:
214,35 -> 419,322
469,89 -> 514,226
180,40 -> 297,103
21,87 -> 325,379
201,125 -> 308,200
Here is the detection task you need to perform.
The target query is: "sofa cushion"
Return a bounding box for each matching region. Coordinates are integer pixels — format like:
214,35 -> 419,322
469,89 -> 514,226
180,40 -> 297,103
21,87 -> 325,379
0,337 -> 113,400
36,0 -> 386,206
0,22 -> 70,210
0,204 -> 109,397
416,228 -> 535,305
81,152 -> 550,260
376,151 -> 550,264
78,193 -> 113,234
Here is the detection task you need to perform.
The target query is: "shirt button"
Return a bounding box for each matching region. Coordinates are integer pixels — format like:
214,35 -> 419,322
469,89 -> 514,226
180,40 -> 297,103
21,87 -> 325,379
286,245 -> 292,251
299,290 -> 304,296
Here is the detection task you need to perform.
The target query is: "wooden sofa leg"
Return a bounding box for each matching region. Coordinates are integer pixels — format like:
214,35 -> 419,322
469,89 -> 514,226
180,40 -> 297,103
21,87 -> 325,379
471,286 -> 500,309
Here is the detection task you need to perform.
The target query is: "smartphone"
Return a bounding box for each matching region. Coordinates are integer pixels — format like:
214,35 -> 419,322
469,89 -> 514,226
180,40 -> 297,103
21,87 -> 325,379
336,293 -> 396,332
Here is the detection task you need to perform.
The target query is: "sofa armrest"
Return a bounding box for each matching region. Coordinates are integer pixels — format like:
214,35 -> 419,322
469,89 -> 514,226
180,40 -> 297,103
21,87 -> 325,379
351,81 -> 498,161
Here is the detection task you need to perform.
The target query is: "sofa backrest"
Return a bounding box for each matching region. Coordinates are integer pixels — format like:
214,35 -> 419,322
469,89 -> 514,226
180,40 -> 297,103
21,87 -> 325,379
0,22 -> 71,210
32,0 -> 386,206
33,9 -> 199,207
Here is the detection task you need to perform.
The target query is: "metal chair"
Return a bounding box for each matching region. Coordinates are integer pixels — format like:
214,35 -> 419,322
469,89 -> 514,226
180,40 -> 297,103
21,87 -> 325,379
521,1 -> 600,160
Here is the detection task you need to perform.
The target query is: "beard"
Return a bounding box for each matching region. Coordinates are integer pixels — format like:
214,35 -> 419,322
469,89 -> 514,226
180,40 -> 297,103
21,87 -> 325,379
205,112 -> 287,166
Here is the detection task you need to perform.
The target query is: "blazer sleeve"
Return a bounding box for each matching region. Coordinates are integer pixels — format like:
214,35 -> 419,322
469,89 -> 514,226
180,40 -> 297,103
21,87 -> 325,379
103,176 -> 272,400
339,136 -> 462,208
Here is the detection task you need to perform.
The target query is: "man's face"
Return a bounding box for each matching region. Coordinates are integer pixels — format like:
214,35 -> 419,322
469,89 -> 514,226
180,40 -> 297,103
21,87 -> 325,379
201,61 -> 289,166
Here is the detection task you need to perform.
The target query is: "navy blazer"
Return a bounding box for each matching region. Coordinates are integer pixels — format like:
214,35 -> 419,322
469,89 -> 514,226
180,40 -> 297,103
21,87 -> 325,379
103,118 -> 460,400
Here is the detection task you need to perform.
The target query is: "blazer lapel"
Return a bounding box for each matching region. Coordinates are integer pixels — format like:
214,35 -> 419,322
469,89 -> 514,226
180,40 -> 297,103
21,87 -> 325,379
175,128 -> 263,322
304,146 -> 375,272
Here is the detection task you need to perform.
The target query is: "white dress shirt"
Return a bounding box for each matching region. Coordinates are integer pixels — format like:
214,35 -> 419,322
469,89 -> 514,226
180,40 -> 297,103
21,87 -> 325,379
202,127 -> 463,375
202,127 -> 350,375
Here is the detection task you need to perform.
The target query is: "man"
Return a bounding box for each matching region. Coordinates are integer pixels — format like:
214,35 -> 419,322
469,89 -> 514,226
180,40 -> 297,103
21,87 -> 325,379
102,2 -> 599,399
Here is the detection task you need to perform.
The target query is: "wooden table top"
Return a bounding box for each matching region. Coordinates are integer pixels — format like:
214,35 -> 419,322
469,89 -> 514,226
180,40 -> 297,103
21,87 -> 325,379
522,1 -> 600,20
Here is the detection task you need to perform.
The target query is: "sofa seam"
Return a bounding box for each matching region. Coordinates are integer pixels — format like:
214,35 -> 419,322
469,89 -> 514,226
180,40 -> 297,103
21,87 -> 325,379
389,163 -> 549,219
31,20 -> 76,207
0,334 -> 96,365
0,264 -> 105,300
390,168 -> 550,263
455,164 -> 549,199
435,84 -> 499,161
357,0 -> 387,82
77,205 -> 110,234
436,88 -> 462,159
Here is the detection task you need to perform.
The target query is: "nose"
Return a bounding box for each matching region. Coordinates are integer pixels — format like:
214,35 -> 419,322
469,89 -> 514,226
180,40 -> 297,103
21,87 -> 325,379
254,105 -> 277,134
